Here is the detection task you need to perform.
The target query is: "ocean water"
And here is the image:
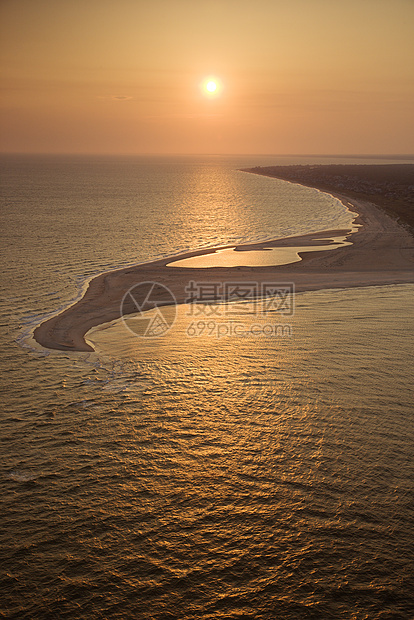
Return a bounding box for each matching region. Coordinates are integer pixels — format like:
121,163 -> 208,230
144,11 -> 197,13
1,154 -> 413,619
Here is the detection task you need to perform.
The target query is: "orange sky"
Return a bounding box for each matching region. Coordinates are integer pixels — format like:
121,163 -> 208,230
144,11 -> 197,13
1,0 -> 413,155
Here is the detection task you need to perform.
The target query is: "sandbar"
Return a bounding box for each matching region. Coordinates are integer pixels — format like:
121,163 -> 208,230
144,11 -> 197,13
33,168 -> 414,352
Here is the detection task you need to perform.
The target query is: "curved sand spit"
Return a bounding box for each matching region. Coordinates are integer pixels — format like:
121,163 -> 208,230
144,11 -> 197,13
34,184 -> 414,352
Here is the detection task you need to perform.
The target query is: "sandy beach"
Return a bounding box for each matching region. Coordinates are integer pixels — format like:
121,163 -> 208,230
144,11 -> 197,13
33,177 -> 414,353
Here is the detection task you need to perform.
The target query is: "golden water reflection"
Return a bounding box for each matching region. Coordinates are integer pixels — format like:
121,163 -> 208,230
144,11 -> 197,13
166,237 -> 351,268
86,286 -> 413,420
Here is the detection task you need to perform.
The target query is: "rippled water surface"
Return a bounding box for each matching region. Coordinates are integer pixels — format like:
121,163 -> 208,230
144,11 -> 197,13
1,155 -> 413,619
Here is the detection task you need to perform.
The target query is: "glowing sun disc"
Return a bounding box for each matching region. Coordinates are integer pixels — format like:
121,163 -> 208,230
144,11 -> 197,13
206,80 -> 217,93
201,77 -> 221,96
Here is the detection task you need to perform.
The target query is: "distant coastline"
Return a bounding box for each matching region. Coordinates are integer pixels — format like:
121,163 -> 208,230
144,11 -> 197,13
33,165 -> 414,353
241,163 -> 414,232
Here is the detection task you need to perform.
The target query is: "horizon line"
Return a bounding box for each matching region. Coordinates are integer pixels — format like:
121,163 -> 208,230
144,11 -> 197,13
1,152 -> 414,159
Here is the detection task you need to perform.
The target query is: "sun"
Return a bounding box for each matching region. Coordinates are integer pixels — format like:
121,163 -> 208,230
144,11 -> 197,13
206,80 -> 217,93
201,77 -> 222,97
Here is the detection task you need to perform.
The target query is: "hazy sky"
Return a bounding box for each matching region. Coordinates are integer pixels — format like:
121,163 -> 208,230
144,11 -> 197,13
1,0 -> 413,154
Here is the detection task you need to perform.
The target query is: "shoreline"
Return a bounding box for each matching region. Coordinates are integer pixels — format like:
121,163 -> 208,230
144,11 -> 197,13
33,177 -> 414,353
243,164 -> 414,232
